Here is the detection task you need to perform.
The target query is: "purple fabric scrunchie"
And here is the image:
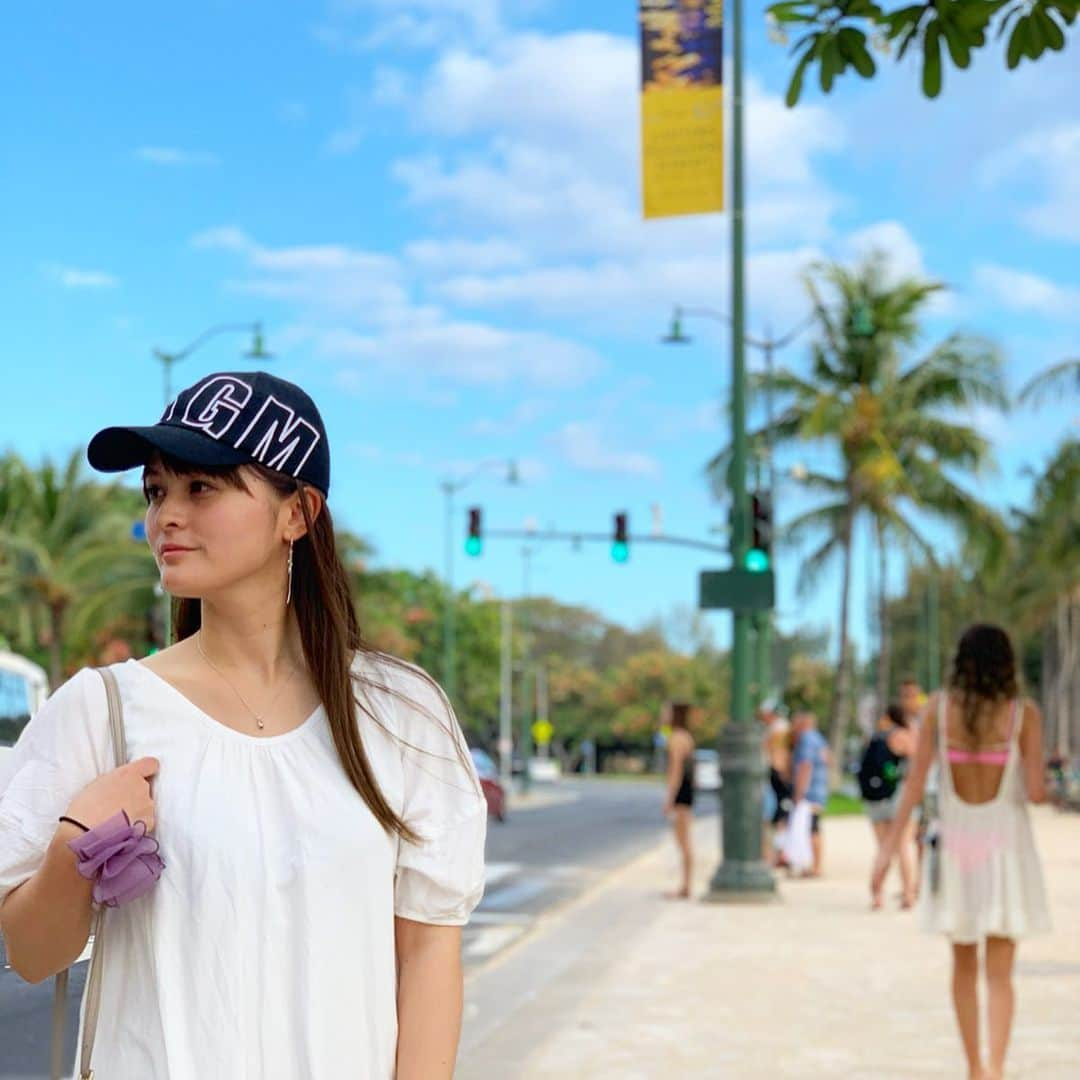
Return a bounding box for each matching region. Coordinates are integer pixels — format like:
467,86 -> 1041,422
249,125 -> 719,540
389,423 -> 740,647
66,810 -> 165,907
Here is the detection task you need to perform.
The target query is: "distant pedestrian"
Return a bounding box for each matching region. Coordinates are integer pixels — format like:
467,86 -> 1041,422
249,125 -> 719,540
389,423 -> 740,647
662,701 -> 696,899
758,701 -> 793,865
791,711 -> 830,877
859,703 -> 917,910
872,624 -> 1051,1080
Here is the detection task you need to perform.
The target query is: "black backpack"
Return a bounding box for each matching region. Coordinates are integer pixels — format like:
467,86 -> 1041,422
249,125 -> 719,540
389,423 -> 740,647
858,733 -> 901,802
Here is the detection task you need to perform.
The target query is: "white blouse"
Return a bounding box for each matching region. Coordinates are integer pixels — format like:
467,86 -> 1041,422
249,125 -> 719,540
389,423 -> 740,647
0,651 -> 487,1079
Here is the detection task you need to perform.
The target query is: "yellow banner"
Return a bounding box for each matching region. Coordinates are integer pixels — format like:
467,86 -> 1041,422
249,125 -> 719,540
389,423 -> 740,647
640,0 -> 724,220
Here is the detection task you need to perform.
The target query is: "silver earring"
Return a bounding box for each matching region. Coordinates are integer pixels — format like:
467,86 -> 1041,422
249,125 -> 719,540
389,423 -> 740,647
286,540 -> 294,607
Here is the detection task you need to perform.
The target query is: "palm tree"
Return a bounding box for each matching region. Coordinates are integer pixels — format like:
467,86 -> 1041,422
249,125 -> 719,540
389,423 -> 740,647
1017,357 -> 1080,409
0,451 -> 158,684
708,253 -> 1007,770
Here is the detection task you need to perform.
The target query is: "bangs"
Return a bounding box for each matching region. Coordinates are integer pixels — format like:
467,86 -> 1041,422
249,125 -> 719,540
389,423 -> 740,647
142,450 -> 252,493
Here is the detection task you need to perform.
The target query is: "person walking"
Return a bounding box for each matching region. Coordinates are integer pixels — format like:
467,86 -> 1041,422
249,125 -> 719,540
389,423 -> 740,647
0,371 -> 487,1079
859,703 -> 917,910
791,710 -> 830,878
872,625 -> 1051,1080
662,701 -> 696,899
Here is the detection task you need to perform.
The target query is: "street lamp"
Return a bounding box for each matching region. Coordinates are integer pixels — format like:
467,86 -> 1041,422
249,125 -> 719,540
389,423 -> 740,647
153,321 -> 272,405
439,459 -> 519,706
664,304 -> 810,703
150,320 -> 272,646
661,285 -> 809,898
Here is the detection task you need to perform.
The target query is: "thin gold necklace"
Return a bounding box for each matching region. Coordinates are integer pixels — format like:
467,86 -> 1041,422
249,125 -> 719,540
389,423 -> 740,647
196,631 -> 300,731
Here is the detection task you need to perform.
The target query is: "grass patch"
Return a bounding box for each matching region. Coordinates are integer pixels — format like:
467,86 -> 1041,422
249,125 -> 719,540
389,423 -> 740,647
825,791 -> 864,816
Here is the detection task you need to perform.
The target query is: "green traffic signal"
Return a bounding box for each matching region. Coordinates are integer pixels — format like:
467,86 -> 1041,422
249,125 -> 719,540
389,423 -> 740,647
465,535 -> 482,557
745,548 -> 769,573
611,541 -> 629,563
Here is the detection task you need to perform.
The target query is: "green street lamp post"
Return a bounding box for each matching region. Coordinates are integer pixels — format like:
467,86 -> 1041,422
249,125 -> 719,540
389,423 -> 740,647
663,310 -> 808,711
150,321 -> 272,645
659,0 -> 815,899
712,0 -> 770,897
440,459 -> 519,706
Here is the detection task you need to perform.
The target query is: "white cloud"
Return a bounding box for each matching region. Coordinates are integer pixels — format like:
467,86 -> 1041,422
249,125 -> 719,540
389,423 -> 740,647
841,222 -> 930,282
550,421 -> 660,478
134,146 -> 218,167
42,263 -> 119,289
405,237 -> 526,272
193,224 -> 605,391
314,0 -> 507,52
391,31 -> 844,256
309,320 -> 603,389
468,398 -> 548,435
973,263 -> 1080,321
979,124 -> 1080,243
433,245 -> 823,333
193,226 -> 409,318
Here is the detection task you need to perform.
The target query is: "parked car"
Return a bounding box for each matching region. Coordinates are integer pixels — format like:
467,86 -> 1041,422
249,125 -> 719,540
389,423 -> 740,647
470,747 -> 507,823
693,748 -> 722,794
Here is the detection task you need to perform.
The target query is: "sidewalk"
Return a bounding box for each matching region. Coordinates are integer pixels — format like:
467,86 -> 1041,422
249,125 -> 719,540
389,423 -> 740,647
461,807 -> 1080,1079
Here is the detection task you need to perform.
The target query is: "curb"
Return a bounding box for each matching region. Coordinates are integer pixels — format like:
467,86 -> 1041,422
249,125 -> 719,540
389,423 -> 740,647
465,812 -> 714,983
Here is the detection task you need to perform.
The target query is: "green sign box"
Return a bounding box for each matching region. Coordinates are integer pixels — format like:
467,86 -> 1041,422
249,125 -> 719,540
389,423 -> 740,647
699,569 -> 776,612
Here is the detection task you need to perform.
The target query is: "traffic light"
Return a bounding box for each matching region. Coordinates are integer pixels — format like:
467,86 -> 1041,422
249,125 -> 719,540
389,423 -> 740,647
611,512 -> 629,563
465,507 -> 483,557
746,492 -> 772,572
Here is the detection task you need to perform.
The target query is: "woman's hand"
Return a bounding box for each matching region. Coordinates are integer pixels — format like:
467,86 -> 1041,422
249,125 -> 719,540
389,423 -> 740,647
663,798 -> 674,819
63,757 -> 160,833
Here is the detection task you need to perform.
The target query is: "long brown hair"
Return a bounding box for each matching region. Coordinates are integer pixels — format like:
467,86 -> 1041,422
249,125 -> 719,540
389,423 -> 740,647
151,453 -> 469,846
948,623 -> 1019,743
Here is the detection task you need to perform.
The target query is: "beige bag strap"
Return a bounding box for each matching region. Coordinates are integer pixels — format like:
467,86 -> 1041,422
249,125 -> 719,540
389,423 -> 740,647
50,666 -> 127,1080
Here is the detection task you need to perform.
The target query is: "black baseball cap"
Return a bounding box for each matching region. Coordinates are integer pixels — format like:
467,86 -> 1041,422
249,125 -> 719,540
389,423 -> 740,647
88,371 -> 331,495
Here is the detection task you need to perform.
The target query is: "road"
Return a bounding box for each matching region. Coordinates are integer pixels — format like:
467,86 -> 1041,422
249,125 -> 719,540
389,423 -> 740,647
0,777 -> 717,1078
465,777 -> 717,965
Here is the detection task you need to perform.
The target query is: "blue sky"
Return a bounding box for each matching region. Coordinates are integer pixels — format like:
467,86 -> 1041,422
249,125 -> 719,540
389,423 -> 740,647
2,2 -> 1077,660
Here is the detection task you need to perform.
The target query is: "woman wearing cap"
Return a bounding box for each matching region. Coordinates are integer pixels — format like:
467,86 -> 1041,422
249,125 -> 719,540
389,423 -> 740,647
0,372 -> 487,1079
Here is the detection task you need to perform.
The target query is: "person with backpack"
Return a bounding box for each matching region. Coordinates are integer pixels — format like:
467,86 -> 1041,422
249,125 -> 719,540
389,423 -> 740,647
861,703 -> 917,910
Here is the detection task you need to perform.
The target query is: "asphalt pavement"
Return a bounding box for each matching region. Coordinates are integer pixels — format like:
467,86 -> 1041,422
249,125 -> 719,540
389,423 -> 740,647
466,777 -> 717,966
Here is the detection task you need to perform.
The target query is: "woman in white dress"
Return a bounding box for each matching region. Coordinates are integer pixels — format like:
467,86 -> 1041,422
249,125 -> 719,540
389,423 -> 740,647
873,624 -> 1051,1080
0,371 -> 487,1079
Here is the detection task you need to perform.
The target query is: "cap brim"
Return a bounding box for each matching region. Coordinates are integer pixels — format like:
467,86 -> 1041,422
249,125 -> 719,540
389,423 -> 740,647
87,425 -> 250,474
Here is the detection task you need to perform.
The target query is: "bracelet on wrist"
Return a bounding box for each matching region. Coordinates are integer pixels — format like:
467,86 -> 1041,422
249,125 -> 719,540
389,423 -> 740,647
58,815 -> 91,833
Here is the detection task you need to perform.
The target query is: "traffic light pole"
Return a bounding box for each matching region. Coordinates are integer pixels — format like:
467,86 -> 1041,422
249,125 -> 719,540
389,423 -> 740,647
707,0 -> 776,901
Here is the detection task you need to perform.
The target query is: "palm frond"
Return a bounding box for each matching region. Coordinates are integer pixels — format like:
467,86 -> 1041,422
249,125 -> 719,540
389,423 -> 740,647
1017,358 -> 1080,409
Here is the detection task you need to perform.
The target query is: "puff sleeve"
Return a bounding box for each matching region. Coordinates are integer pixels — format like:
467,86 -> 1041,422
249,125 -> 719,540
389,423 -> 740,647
0,668 -> 112,904
387,663 -> 487,927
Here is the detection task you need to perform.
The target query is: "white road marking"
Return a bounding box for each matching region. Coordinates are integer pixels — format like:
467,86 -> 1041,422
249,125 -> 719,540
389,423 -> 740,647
483,862 -> 521,889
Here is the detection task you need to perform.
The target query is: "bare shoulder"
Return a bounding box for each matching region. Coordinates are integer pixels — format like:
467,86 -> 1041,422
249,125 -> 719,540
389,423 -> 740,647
671,729 -> 694,754
136,639 -> 199,681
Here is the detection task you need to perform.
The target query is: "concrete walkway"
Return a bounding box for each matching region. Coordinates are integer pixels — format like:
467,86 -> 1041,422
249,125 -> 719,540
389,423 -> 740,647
460,806 -> 1080,1079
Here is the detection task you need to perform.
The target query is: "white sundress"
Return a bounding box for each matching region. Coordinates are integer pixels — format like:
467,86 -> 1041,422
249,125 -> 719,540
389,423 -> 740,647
919,694 -> 1052,944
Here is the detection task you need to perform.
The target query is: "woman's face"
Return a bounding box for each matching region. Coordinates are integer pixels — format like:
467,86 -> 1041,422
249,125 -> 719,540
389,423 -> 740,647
142,457 -> 289,600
